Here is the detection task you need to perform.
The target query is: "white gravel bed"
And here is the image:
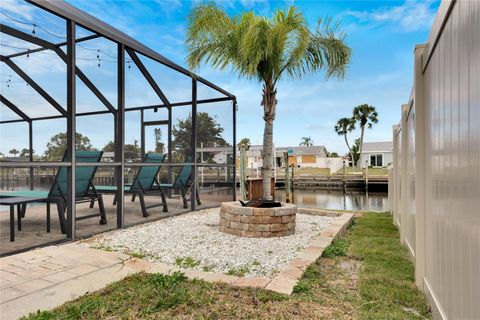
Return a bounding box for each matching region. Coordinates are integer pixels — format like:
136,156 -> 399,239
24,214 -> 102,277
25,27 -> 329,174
83,208 -> 337,277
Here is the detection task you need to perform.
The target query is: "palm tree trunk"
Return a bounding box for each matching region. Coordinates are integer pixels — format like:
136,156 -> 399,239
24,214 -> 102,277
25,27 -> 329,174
262,118 -> 274,200
261,80 -> 277,200
343,134 -> 354,167
358,126 -> 365,167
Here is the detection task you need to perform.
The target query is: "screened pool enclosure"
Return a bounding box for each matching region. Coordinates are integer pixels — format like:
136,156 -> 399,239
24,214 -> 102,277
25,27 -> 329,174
0,0 -> 237,255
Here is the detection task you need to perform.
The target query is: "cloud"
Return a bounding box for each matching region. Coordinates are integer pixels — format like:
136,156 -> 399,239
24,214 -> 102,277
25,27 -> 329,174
343,0 -> 437,32
153,0 -> 182,13
0,0 -> 34,20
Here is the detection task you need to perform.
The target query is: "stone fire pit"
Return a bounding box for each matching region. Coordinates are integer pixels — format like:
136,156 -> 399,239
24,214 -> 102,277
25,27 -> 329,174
219,201 -> 297,238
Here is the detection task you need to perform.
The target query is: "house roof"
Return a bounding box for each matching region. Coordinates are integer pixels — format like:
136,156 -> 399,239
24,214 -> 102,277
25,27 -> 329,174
276,146 -> 327,156
360,141 -> 393,153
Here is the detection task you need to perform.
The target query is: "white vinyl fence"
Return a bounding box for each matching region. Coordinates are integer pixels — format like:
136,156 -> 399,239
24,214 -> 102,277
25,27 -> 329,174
390,1 -> 480,319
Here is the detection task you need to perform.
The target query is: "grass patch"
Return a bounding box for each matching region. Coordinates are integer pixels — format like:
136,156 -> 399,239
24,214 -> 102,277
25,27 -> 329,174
322,238 -> 349,258
175,256 -> 201,269
226,265 -> 250,277
347,213 -> 430,319
23,213 -> 430,320
201,264 -> 215,272
333,167 -> 389,176
129,251 -> 147,259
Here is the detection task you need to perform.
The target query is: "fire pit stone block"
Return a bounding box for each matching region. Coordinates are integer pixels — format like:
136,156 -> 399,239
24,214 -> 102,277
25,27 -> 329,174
219,202 -> 297,238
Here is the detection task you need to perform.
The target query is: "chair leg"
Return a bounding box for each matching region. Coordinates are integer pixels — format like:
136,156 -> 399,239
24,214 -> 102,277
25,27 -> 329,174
21,203 -> 26,218
160,191 -> 168,212
17,204 -> 22,231
131,194 -> 136,202
89,199 -> 95,208
180,188 -> 188,209
138,192 -> 149,217
56,200 -> 67,234
196,188 -> 201,206
97,195 -> 107,225
113,194 -> 117,205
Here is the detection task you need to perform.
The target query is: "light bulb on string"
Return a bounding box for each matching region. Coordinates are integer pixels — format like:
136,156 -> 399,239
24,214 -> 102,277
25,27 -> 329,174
32,24 -> 36,35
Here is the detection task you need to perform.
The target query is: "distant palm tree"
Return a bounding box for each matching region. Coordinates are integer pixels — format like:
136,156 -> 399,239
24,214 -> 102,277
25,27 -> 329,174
9,148 -> 19,157
352,104 -> 378,163
334,117 -> 355,165
299,137 -> 313,147
187,4 -> 351,199
238,137 -> 251,147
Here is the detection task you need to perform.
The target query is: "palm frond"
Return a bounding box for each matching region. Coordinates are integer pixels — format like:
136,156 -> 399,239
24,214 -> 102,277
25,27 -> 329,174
186,4 -> 351,84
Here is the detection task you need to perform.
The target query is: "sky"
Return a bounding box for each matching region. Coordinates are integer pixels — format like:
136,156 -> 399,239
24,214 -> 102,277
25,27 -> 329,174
0,0 -> 440,156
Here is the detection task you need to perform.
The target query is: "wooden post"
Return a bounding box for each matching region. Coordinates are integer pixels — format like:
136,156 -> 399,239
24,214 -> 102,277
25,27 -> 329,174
239,145 -> 247,200
365,160 -> 369,193
284,152 -> 290,203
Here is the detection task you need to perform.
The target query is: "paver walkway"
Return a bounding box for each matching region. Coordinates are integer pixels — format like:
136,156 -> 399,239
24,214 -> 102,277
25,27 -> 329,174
0,243 -> 138,320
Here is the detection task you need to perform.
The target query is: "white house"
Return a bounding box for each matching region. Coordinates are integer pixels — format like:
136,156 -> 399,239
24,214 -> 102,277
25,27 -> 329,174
359,141 -> 393,168
196,146 -> 233,164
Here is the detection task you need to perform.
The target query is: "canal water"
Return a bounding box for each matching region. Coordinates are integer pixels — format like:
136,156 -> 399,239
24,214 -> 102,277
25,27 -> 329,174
274,188 -> 389,212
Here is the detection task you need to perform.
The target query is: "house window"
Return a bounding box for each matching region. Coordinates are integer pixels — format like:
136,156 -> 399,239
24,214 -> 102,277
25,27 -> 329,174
370,154 -> 383,167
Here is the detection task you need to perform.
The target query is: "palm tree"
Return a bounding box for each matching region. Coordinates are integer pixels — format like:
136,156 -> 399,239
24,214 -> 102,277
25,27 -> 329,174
187,4 -> 351,199
334,117 -> 355,166
238,137 -> 251,147
299,137 -> 313,147
352,104 -> 378,163
9,148 -> 19,157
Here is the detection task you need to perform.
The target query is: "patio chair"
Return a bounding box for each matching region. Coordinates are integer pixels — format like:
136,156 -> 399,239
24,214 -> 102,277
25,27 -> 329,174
0,150 -> 107,234
96,153 -> 168,217
159,156 -> 201,209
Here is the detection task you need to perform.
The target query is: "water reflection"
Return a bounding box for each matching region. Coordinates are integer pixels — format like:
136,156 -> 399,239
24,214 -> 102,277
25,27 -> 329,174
275,188 -> 389,211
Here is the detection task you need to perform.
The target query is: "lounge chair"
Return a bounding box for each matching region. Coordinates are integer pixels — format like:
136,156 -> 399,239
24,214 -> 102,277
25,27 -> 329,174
96,153 -> 168,217
159,156 -> 201,209
0,150 -> 107,234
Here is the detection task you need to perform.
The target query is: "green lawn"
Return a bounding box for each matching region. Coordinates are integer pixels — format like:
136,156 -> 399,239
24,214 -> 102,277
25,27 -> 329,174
288,167 -> 331,176
24,213 -> 429,320
332,167 -> 389,176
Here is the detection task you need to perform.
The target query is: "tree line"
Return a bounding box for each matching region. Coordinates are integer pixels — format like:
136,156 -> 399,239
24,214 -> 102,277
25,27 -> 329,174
1,112 -> 227,161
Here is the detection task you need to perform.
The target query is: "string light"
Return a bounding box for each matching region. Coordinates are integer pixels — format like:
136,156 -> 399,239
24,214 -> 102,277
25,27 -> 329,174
1,73 -> 28,88
1,10 -> 133,66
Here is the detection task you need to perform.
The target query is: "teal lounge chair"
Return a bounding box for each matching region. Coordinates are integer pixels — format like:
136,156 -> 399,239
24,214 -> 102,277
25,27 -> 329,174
96,153 -> 168,217
1,150 -> 106,234
159,156 -> 201,209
